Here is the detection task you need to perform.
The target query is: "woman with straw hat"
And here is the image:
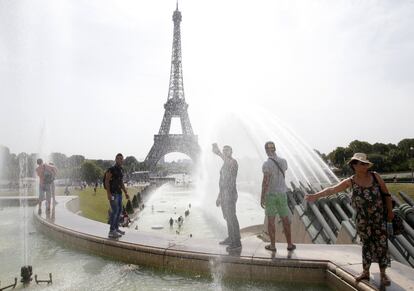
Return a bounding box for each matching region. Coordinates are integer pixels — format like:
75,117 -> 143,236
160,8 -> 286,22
305,153 -> 394,286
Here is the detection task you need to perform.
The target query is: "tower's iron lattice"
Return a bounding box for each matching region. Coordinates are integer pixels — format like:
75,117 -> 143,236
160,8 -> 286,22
145,4 -> 200,171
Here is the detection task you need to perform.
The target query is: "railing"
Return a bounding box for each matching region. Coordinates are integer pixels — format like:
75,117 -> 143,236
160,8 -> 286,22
287,183 -> 414,268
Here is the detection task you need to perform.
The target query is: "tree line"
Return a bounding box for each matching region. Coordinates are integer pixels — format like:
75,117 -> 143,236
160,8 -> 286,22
0,145 -> 146,184
323,138 -> 414,175
1,138 -> 413,184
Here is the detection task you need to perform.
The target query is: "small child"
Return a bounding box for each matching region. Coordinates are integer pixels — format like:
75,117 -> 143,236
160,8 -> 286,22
120,208 -> 131,227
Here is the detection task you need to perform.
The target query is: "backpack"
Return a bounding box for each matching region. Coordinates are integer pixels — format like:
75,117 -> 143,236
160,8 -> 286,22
43,165 -> 55,185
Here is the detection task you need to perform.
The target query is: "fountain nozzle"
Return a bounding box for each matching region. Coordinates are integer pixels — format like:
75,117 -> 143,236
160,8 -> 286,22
20,265 -> 32,283
34,273 -> 53,284
0,277 -> 17,290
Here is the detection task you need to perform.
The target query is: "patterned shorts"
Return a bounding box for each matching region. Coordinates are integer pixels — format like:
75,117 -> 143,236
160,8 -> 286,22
265,193 -> 288,217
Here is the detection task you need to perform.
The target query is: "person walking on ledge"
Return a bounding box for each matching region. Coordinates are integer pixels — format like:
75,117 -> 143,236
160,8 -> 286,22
48,162 -> 58,205
105,153 -> 130,239
261,141 -> 295,252
36,158 -> 56,214
305,153 -> 393,286
212,143 -> 242,252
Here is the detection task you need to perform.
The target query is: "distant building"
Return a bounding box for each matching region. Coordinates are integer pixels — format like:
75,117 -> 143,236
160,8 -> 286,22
130,171 -> 150,182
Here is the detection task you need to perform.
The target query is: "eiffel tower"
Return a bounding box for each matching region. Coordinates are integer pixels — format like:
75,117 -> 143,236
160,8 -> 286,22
145,4 -> 200,171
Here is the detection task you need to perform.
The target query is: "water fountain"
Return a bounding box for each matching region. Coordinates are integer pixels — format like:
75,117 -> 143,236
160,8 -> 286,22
1,131 -> 338,291
1,2 -> 414,290
2,93 -> 414,290
4,114 -> 414,289
0,107 -> 344,290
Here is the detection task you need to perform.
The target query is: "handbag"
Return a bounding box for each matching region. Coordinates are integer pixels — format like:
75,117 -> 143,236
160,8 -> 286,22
371,173 -> 404,236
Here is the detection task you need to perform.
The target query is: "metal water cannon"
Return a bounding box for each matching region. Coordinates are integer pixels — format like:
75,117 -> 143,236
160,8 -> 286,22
399,191 -> 414,207
0,278 -> 17,291
399,203 -> 414,229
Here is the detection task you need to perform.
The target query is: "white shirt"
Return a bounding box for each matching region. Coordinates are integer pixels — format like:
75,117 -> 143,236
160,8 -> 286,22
262,155 -> 288,194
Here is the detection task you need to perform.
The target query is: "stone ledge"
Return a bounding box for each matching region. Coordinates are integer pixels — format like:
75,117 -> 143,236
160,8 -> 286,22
33,196 -> 414,291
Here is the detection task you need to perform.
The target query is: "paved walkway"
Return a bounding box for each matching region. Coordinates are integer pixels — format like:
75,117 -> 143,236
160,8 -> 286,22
32,196 -> 414,291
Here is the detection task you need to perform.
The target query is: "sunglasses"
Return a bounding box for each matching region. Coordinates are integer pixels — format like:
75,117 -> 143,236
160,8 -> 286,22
351,160 -> 368,166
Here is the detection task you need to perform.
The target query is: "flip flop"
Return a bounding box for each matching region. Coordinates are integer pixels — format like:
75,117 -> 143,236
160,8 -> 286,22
355,271 -> 370,282
265,244 -> 276,251
287,244 -> 296,251
380,274 -> 391,286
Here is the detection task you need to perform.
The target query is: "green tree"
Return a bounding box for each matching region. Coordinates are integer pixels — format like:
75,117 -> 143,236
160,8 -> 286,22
16,152 -> 36,178
409,158 -> 414,175
0,145 -> 10,179
95,159 -> 113,171
387,149 -> 406,171
29,153 -> 37,176
348,140 -> 373,154
314,149 -> 328,163
8,153 -> 19,182
50,152 -> 68,169
67,155 -> 85,168
70,167 -> 81,181
327,147 -> 352,167
67,155 -> 85,182
387,143 -> 398,151
372,143 -> 390,155
80,161 -> 103,184
123,156 -> 139,174
368,153 -> 387,172
397,138 -> 414,157
137,162 -> 148,171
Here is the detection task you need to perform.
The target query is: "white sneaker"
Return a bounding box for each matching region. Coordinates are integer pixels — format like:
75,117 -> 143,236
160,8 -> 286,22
116,229 -> 125,235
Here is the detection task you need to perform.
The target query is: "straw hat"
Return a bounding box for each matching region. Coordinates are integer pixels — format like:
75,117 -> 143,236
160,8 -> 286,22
347,153 -> 373,168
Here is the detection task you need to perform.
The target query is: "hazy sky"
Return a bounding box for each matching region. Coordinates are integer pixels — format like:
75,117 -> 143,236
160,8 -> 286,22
0,0 -> 413,160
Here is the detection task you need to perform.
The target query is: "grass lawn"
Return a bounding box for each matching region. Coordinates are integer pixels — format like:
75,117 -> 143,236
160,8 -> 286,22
4,183 -> 414,222
78,187 -> 142,223
386,183 -> 414,201
1,186 -> 143,223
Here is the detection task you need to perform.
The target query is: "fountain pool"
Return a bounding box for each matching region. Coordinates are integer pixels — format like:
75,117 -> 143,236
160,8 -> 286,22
0,205 -> 333,291
131,183 -> 265,240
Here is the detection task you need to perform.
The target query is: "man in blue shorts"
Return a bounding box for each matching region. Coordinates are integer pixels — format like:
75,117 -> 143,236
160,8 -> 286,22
260,141 -> 295,252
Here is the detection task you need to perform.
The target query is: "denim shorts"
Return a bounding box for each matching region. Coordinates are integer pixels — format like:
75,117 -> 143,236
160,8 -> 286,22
39,184 -> 51,201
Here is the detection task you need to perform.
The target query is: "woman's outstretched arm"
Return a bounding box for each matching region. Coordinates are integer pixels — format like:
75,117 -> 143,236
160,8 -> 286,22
305,178 -> 352,202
